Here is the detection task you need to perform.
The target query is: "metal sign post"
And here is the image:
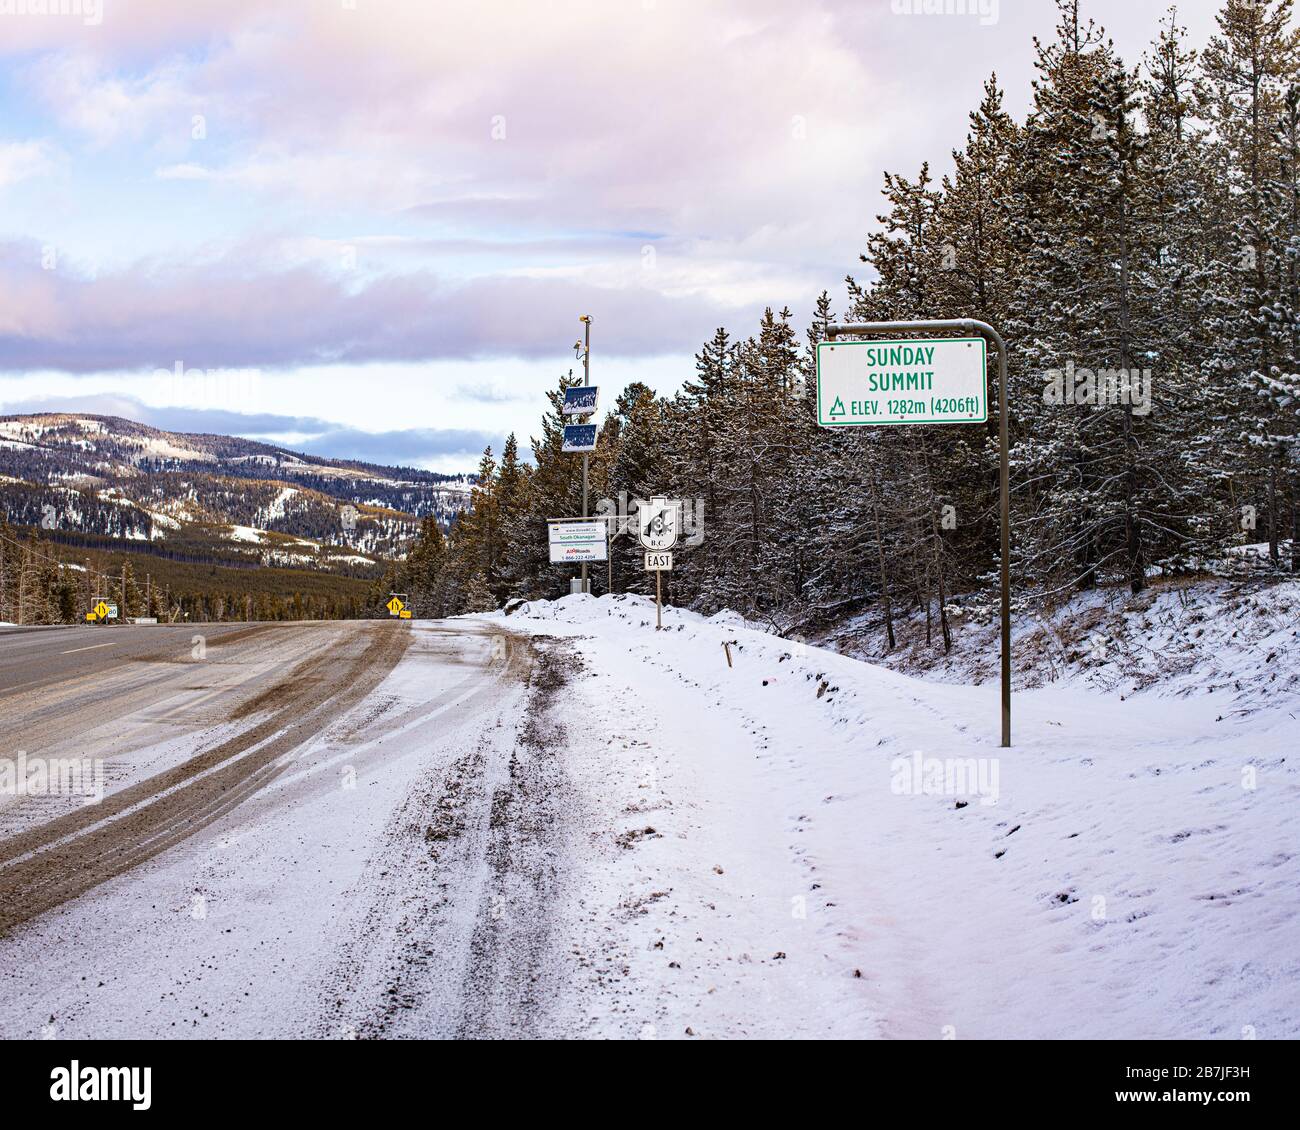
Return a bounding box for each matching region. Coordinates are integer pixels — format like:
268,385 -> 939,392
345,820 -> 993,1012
579,316 -> 592,593
593,512 -> 625,594
824,318 -> 1012,748
557,318 -> 599,594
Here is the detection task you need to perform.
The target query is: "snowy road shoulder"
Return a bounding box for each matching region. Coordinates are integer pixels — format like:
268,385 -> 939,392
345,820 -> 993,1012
490,592 -> 1300,1039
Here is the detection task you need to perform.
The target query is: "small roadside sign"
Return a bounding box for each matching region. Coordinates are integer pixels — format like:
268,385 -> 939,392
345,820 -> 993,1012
85,611 -> 97,622
644,551 -> 673,571
399,609 -> 412,620
386,596 -> 405,616
562,423 -> 598,452
638,497 -> 680,550
816,337 -> 987,427
562,386 -> 599,417
548,519 -> 608,564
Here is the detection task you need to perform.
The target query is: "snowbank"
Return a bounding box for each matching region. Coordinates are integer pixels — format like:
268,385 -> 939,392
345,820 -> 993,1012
492,590 -> 1299,1038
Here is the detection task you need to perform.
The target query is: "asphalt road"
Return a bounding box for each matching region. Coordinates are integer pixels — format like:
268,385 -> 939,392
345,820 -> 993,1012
0,620 -> 413,934
0,621 -> 289,700
0,617 -> 576,1039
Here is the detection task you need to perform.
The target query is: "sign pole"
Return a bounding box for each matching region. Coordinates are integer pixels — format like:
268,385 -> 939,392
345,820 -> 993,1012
580,315 -> 591,595
826,318 -> 1012,748
656,569 -> 662,630
607,515 -> 614,595
559,365 -> 599,596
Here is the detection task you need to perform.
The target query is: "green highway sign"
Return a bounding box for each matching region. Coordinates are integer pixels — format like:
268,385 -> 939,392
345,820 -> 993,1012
816,336 -> 988,427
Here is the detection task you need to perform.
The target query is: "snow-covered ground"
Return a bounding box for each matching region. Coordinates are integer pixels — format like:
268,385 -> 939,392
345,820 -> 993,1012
1,588 -> 1294,1039
486,589 -> 1299,1039
822,578 -> 1299,704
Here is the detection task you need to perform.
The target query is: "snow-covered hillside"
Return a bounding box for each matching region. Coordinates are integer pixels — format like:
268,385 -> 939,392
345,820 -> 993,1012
0,412 -> 473,577
822,579 -> 1300,709
0,412 -> 471,534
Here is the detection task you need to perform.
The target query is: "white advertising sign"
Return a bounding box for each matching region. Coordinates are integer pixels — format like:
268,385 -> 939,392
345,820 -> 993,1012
548,520 -> 608,564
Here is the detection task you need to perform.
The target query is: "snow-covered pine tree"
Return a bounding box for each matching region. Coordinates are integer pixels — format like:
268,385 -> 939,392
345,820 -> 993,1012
1201,0 -> 1300,565
499,373 -> 584,599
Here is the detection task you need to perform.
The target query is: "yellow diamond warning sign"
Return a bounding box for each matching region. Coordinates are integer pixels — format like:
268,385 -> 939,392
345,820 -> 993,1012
386,596 -> 405,616
93,600 -> 110,620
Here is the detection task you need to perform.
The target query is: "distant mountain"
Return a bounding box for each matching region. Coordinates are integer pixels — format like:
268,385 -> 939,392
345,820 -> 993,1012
0,413 -> 471,575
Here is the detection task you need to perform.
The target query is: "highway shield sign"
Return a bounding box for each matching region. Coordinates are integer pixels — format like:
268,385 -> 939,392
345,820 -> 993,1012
638,497 -> 679,550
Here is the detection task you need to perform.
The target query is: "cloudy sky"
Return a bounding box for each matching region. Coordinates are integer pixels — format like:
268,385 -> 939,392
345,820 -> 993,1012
0,0 -> 1219,471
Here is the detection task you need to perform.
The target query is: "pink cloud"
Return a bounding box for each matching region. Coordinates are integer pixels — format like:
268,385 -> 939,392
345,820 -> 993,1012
0,240 -> 747,370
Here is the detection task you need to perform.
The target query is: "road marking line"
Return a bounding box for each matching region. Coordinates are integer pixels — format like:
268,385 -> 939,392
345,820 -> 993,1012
61,642 -> 117,654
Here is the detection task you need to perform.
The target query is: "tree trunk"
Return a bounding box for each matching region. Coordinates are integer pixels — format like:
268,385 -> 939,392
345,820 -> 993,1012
869,466 -> 896,651
1268,452 -> 1280,566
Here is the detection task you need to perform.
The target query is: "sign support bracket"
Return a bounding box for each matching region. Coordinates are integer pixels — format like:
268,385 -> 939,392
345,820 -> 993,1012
826,318 -> 1011,748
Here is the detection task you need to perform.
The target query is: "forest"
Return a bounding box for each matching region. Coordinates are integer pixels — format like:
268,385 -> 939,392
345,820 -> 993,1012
0,520 -> 372,626
388,0 -> 1300,648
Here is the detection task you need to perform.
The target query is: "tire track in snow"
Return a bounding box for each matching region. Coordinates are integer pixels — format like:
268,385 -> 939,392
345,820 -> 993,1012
317,634 -> 584,1038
